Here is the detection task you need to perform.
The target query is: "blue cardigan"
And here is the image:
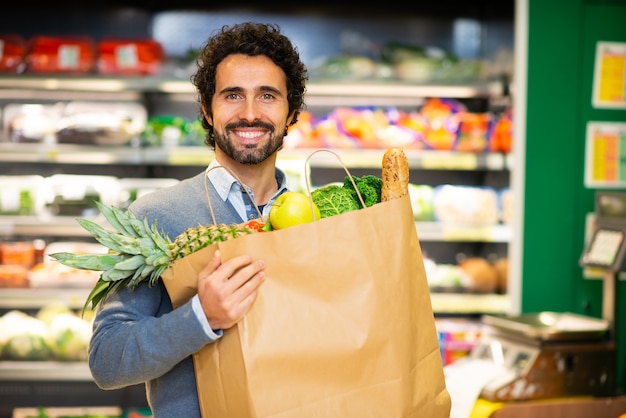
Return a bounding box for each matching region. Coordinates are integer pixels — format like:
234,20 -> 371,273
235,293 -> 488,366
88,171 -> 270,417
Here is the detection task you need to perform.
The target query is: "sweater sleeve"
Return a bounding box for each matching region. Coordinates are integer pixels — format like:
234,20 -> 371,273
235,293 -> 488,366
88,280 -> 212,389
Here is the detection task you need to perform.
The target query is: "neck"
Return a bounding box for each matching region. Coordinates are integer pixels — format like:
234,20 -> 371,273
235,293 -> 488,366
214,151 -> 278,205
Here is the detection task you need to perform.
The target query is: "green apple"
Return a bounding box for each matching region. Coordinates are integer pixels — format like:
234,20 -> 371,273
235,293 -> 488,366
269,192 -> 321,230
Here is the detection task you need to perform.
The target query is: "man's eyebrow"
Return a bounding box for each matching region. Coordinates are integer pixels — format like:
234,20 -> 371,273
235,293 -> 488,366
218,86 -> 244,95
258,85 -> 282,95
217,86 -> 282,95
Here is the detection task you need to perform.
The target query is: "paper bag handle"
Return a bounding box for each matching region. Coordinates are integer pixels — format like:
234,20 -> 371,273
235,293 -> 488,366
203,164 -> 263,225
304,149 -> 367,219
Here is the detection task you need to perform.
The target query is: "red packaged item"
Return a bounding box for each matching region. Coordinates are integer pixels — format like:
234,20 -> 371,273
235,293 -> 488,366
26,35 -> 95,73
0,34 -> 27,72
97,39 -> 164,75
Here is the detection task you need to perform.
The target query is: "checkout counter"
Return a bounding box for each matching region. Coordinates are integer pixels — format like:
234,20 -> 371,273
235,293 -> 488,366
445,191 -> 626,418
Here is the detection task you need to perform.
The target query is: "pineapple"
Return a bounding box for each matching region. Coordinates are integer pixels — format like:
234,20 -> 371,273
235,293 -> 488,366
50,201 -> 254,313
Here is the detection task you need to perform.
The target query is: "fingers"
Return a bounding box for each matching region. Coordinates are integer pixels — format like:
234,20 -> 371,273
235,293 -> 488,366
197,250 -> 266,330
198,249 -> 223,280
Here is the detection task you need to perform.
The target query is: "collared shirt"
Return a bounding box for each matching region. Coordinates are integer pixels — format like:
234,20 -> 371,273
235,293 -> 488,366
206,158 -> 289,220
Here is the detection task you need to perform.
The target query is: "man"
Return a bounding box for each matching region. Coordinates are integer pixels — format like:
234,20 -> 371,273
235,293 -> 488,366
88,22 -> 308,417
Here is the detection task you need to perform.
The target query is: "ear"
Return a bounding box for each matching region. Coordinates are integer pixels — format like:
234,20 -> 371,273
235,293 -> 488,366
286,110 -> 296,126
201,104 -> 213,125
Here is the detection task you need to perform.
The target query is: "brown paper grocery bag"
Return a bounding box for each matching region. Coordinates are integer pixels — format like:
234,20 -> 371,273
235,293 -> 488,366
161,193 -> 451,418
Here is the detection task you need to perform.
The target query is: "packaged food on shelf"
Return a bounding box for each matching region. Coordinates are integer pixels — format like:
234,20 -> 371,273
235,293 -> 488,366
420,98 -> 465,151
1,241 -> 35,268
0,175 -> 45,215
433,184 -> 500,225
2,103 -> 65,143
435,318 -> 483,366
97,38 -> 164,75
456,112 -> 491,153
28,241 -> 108,288
141,115 -> 205,147
0,34 -> 27,73
39,174 -> 119,219
457,256 -> 499,293
25,36 -> 96,74
56,101 -> 147,145
0,265 -> 28,288
499,187 -> 513,224
488,108 -> 513,154
408,183 -> 434,221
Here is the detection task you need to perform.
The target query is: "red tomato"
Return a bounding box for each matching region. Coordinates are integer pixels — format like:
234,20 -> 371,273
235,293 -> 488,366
244,220 -> 266,232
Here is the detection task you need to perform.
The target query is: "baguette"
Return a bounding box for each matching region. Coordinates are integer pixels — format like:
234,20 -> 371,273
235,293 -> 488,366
381,147 -> 410,201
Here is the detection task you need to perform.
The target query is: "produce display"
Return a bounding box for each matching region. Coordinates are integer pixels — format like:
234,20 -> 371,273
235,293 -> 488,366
49,148 -> 411,313
11,406 -> 153,418
0,304 -> 92,361
283,98 -> 512,152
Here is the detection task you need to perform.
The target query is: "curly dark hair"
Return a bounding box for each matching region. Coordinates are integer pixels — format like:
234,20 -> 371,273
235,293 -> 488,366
191,22 -> 308,149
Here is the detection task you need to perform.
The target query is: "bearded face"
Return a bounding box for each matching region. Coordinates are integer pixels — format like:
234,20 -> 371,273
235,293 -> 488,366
214,120 -> 287,165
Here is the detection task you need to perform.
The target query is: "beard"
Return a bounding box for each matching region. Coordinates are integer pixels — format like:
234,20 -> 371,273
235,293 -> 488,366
214,121 -> 285,165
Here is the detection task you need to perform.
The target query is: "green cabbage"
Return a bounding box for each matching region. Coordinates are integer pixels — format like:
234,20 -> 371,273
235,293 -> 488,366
342,175 -> 382,208
312,174 -> 383,218
311,185 -> 360,218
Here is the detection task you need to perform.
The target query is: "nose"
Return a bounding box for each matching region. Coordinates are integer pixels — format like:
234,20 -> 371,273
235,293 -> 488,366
238,97 -> 261,122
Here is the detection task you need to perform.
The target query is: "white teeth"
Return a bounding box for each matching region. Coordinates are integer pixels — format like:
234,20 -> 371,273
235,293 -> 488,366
237,131 -> 263,139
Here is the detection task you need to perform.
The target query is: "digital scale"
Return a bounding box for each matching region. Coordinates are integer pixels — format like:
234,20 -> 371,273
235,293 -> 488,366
475,311 -> 614,402
445,191 -> 624,417
580,191 -> 626,336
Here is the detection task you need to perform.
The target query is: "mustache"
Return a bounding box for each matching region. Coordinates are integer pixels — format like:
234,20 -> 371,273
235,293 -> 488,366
226,121 -> 275,132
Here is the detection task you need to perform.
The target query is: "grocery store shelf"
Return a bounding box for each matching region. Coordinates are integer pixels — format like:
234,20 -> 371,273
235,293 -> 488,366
0,75 -> 500,100
0,360 -> 93,381
1,216 -> 511,242
0,288 -> 91,310
430,292 -> 510,314
0,216 -> 98,238
416,222 -> 512,242
0,143 -> 510,171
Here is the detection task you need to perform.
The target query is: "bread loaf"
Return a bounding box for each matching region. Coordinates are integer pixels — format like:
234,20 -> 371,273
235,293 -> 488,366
381,147 -> 410,201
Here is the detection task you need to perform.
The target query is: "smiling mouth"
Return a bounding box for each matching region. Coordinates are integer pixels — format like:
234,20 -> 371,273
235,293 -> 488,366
233,130 -> 266,139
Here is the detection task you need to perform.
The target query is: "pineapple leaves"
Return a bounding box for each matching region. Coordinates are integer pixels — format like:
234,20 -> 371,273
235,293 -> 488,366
50,252 -> 126,271
96,200 -> 140,237
83,278 -> 112,314
58,202 -> 253,313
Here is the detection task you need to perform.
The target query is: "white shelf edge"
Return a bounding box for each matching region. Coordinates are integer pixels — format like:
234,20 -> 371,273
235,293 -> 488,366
0,144 -> 510,171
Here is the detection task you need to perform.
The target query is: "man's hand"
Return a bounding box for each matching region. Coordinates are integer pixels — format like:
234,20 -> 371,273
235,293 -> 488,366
196,250 -> 266,330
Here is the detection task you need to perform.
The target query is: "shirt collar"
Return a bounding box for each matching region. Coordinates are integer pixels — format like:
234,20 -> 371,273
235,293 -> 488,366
206,159 -> 289,203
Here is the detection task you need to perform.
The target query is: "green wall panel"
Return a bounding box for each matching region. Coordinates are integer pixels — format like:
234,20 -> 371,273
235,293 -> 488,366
525,0 -> 626,392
